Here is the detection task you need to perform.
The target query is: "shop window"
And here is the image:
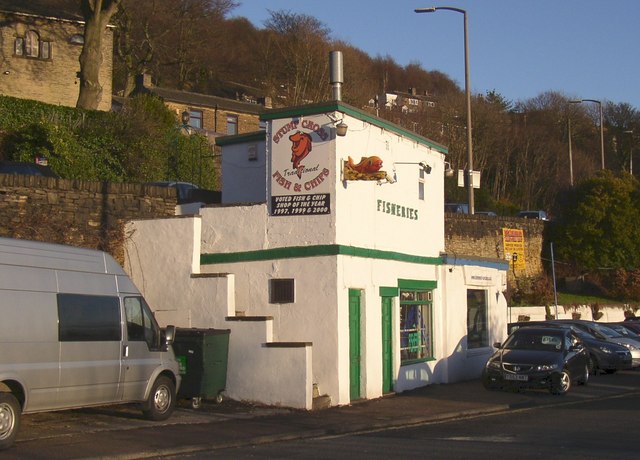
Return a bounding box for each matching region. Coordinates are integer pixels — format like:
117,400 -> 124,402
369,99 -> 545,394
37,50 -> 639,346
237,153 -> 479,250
227,114 -> 238,135
467,289 -> 489,348
270,278 -> 295,304
400,289 -> 433,363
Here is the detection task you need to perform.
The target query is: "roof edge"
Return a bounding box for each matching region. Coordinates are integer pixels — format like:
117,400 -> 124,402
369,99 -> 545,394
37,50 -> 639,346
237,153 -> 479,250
260,100 -> 448,154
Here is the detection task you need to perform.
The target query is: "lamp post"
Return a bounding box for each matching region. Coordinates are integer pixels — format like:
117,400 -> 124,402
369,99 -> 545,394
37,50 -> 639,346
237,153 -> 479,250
570,99 -> 605,169
416,6 -> 475,214
624,130 -> 634,175
568,118 -> 574,186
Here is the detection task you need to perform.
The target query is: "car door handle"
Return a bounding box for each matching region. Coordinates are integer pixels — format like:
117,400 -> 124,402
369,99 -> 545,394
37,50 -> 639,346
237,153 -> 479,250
123,345 -> 129,357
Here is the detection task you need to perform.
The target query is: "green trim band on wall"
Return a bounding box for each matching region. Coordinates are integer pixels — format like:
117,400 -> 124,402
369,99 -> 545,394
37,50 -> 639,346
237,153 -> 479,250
398,279 -> 438,290
379,286 -> 399,297
201,245 -> 444,266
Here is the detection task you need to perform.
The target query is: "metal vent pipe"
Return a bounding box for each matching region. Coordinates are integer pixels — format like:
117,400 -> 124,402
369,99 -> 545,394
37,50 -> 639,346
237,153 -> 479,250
329,51 -> 343,101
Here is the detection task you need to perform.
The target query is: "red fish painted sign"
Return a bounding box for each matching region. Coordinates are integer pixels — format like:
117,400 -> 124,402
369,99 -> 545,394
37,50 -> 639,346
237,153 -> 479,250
343,156 -> 388,181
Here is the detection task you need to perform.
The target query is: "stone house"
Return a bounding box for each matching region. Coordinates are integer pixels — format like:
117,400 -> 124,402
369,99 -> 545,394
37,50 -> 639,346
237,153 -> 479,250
134,74 -> 270,144
0,0 -> 113,111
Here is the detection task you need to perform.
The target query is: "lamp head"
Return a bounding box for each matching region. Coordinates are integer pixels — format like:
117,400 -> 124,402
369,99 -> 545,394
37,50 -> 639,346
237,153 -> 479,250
181,110 -> 190,126
419,162 -> 432,174
336,121 -> 348,137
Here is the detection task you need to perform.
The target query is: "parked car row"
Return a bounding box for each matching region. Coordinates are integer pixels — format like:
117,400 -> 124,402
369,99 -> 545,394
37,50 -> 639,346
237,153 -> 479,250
443,203 -> 549,220
483,319 -> 639,396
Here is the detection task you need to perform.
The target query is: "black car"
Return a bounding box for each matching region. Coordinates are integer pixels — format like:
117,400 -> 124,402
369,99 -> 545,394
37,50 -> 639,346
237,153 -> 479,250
483,327 -> 589,395
509,321 -> 633,374
552,319 -> 640,367
0,161 -> 58,177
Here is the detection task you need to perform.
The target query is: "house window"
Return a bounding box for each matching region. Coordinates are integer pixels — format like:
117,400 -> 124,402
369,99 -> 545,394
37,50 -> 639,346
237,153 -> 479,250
227,114 -> 238,135
400,289 -> 433,363
270,278 -> 295,304
14,37 -> 24,56
25,30 -> 39,57
14,30 -> 51,60
188,109 -> 203,129
467,289 -> 489,349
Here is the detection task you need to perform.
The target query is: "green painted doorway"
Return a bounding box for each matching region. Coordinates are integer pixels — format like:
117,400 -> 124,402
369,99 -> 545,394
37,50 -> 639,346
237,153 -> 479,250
381,297 -> 393,393
349,289 -> 361,401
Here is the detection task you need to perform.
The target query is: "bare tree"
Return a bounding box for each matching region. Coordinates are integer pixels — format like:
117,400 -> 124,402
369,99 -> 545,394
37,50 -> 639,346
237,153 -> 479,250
77,0 -> 122,110
264,10 -> 331,105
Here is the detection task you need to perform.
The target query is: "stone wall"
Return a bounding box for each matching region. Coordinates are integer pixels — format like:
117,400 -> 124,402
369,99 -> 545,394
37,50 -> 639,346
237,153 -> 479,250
444,213 -> 546,284
0,174 -> 177,263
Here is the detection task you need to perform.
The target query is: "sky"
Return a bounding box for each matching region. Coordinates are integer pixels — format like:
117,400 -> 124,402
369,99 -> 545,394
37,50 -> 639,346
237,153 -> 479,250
233,0 -> 640,109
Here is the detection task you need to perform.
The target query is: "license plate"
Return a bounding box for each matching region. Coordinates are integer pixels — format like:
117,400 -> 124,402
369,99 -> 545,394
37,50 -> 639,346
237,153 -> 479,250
503,373 -> 528,382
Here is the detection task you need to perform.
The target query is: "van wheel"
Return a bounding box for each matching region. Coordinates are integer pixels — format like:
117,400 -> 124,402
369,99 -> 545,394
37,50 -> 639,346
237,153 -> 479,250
142,376 -> 176,421
0,393 -> 20,450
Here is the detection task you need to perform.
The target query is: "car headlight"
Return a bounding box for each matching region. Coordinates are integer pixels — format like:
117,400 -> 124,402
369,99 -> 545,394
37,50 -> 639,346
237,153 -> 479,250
598,345 -> 614,354
534,363 -> 558,371
487,361 -> 501,370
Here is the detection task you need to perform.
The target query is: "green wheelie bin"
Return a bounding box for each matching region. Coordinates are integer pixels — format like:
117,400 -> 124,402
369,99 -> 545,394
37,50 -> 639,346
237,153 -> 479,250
172,328 -> 230,409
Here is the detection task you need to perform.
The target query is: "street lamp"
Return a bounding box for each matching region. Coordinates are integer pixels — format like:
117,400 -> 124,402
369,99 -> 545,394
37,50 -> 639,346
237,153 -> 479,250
570,99 -> 605,169
567,118 -> 574,186
415,6 -> 475,214
624,130 -> 634,175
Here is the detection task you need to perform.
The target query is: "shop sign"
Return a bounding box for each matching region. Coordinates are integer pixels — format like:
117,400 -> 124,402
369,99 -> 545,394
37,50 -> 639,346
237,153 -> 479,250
503,228 -> 526,270
271,117 -> 331,216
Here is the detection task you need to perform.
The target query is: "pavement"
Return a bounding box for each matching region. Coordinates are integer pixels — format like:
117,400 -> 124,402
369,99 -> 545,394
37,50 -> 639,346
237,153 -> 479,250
9,372 -> 640,459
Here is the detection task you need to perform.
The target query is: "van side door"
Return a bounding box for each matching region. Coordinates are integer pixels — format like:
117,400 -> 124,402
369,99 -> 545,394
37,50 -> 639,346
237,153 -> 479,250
121,296 -> 165,401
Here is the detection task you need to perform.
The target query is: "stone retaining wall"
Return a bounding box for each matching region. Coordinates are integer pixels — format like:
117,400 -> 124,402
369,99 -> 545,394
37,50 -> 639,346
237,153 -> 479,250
0,174 -> 177,263
445,213 -> 546,285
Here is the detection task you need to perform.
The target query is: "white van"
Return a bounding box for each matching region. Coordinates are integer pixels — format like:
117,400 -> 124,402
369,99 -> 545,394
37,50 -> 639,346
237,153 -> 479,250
0,237 -> 181,450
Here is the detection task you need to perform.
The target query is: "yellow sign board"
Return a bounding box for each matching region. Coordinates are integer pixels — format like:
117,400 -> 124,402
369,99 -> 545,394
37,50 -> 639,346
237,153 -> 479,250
502,228 -> 526,270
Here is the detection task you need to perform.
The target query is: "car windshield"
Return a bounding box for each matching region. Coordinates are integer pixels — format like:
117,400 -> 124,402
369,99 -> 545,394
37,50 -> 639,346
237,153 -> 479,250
592,323 -> 623,338
504,330 -> 564,352
609,324 -> 638,337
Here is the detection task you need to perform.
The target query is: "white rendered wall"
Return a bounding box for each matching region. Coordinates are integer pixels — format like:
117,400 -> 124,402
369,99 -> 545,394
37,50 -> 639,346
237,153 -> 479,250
221,139 -> 267,204
124,216 -> 314,409
333,114 -> 446,256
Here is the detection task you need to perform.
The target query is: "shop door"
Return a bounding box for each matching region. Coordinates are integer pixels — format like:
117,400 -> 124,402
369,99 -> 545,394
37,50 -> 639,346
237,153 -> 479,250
349,289 -> 361,401
381,297 -> 393,393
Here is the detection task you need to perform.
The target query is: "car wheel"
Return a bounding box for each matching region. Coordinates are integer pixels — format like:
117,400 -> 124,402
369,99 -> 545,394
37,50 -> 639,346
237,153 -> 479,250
577,364 -> 589,386
481,372 -> 499,391
0,393 -> 21,450
550,369 -> 571,395
587,355 -> 598,375
142,376 -> 176,421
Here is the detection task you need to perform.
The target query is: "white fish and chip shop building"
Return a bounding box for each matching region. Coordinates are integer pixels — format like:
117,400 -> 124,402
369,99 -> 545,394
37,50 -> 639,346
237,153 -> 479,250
124,100 -> 509,409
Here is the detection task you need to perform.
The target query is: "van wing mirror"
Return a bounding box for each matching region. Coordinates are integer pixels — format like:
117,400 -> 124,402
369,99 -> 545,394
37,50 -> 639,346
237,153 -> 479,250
164,325 -> 176,346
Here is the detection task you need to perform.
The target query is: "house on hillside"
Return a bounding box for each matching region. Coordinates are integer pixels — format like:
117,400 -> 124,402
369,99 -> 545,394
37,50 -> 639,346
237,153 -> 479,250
0,0 -> 113,111
124,100 -> 508,409
134,74 -> 270,145
370,88 -> 437,114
